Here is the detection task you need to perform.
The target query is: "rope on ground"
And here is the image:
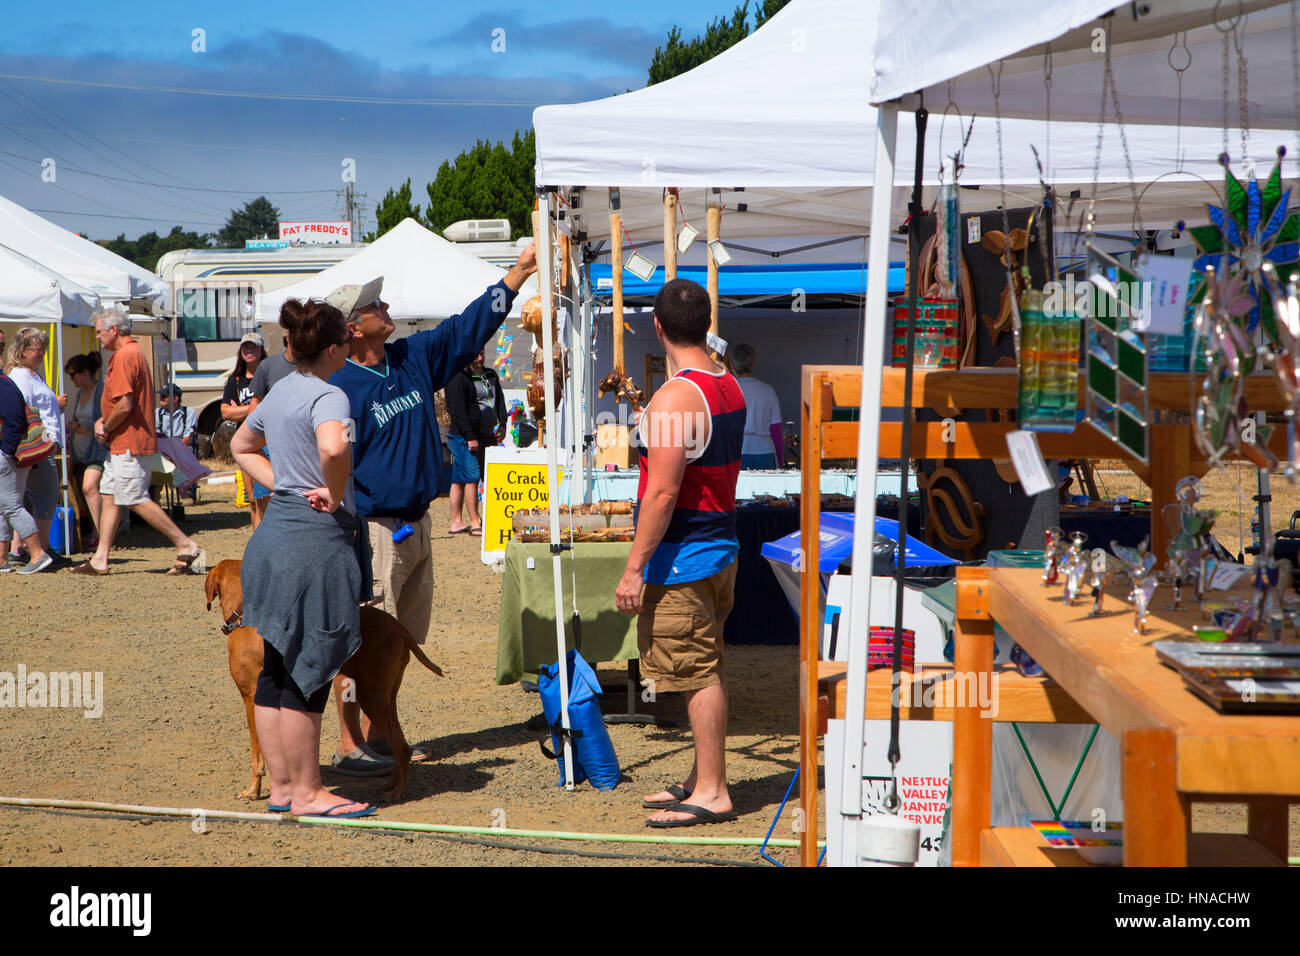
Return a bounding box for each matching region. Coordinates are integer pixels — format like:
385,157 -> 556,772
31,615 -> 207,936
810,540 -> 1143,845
0,795 -> 815,849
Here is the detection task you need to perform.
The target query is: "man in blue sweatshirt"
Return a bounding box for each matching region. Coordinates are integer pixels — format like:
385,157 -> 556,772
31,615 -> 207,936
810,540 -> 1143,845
325,242 -> 536,773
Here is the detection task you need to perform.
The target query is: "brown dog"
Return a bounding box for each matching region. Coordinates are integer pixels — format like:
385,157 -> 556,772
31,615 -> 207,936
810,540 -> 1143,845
204,558 -> 443,803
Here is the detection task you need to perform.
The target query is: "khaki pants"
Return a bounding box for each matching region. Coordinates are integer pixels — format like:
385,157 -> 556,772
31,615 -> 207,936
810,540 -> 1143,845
366,513 -> 433,644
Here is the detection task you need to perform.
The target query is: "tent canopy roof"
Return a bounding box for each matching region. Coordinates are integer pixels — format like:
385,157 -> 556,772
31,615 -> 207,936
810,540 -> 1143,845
869,0 -> 1294,127
0,194 -> 169,308
535,0 -> 1295,246
255,218 -> 518,323
0,244 -> 100,325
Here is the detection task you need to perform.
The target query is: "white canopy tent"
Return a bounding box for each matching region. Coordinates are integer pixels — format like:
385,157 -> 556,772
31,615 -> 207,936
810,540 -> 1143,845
254,218 -> 522,323
0,244 -> 100,324
0,194 -> 170,310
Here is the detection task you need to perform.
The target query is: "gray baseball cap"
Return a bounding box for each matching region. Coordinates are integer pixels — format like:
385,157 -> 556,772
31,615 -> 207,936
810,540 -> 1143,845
326,277 -> 384,321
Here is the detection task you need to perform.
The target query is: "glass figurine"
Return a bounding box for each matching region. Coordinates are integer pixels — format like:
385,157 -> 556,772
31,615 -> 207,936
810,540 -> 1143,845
1250,544 -> 1293,643
1165,549 -> 1193,611
1112,538 -> 1158,635
1043,526 -> 1065,585
1088,548 -> 1110,616
1062,531 -> 1089,606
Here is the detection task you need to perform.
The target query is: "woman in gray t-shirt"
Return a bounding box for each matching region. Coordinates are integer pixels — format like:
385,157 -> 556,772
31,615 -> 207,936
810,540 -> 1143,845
231,299 -> 374,819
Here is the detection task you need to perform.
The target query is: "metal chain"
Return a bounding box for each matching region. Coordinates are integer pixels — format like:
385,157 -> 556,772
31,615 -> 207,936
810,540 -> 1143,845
1104,39 -> 1144,241
1044,44 -> 1053,180
1222,30 -> 1230,158
990,61 -> 1018,340
1293,0 -> 1299,163
1234,20 -> 1250,163
1214,0 -> 1243,162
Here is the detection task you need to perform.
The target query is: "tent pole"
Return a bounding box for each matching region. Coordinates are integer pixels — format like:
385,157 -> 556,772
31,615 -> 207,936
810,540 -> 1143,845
706,201 -> 721,340
581,256 -> 595,505
537,190 -> 575,790
823,102 -> 898,867
56,319 -> 71,556
609,202 -> 625,377
664,191 -> 678,281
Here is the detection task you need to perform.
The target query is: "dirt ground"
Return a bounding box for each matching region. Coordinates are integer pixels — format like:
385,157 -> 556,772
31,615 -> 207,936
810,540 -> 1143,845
0,477 -> 1293,866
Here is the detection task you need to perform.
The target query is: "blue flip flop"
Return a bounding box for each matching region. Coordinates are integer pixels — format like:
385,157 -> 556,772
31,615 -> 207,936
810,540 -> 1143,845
297,802 -> 377,819
267,803 -> 291,813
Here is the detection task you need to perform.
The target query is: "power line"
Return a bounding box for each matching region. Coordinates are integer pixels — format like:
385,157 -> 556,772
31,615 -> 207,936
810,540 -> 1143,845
0,72 -> 546,107
0,78 -> 207,191
0,152 -> 150,220
0,122 -> 231,218
0,123 -> 444,161
25,208 -> 227,228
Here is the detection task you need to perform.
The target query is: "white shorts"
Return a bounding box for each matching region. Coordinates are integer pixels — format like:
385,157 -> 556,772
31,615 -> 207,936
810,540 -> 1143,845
101,452 -> 163,506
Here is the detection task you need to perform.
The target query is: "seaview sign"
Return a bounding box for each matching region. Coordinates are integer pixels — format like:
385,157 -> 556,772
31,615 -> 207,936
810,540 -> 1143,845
278,220 -> 353,244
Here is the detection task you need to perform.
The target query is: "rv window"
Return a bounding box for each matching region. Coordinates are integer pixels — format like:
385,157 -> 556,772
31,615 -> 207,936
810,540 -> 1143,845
177,286 -> 256,341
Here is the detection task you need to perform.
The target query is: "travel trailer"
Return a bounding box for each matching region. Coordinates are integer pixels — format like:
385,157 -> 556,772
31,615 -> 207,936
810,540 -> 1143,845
155,244 -> 365,441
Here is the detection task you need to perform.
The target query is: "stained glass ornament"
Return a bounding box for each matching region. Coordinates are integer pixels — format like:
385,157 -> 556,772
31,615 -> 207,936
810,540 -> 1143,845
1186,148 -> 1300,344
1083,240 -> 1149,464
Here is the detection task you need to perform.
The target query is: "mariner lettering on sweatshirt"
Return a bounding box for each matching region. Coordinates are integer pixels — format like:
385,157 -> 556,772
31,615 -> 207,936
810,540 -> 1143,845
329,279 -> 517,520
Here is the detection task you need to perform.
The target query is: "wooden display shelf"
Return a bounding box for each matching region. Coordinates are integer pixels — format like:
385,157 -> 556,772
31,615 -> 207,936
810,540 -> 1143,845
797,363 -> 1298,868
815,661 -> 1093,727
979,827 -> 1285,868
953,566 -> 1300,867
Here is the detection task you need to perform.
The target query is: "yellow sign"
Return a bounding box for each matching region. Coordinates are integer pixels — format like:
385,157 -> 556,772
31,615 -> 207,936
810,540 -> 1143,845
481,447 -> 562,562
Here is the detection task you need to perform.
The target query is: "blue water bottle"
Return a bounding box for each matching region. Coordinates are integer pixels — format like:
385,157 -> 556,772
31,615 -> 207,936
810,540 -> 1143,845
392,523 -> 414,543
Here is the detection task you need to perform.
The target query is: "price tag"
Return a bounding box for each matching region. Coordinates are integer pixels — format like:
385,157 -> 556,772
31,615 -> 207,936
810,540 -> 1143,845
1132,256 -> 1193,334
707,332 -> 729,356
1209,563 -> 1251,590
1005,430 -> 1053,496
966,217 -> 981,244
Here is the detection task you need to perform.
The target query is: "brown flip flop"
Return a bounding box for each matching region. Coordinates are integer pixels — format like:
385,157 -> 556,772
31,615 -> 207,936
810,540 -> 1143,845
70,561 -> 109,576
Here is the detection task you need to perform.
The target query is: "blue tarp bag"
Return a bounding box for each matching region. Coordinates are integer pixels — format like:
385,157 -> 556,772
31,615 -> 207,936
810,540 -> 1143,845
538,650 -> 620,791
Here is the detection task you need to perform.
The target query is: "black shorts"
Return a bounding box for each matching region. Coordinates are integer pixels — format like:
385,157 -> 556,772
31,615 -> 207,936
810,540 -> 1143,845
253,640 -> 331,713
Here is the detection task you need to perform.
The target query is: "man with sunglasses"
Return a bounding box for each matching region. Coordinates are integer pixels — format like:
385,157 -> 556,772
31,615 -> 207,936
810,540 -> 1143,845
324,243 -> 537,774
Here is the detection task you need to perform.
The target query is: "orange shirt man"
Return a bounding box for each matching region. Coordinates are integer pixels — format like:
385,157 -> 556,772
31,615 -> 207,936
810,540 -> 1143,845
72,310 -> 200,576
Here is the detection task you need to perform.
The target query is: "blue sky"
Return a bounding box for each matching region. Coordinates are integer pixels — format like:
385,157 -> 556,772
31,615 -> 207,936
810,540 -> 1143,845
0,1 -> 746,240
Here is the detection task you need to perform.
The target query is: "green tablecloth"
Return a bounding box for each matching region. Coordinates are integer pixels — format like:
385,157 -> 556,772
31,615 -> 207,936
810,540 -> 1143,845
496,541 -> 638,685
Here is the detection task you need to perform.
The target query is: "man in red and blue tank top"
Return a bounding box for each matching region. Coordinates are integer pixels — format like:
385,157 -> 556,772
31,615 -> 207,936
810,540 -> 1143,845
615,279 -> 746,828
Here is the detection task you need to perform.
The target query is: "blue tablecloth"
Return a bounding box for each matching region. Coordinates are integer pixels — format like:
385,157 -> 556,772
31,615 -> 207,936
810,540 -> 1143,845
1059,509 -> 1151,551
558,468 -> 913,503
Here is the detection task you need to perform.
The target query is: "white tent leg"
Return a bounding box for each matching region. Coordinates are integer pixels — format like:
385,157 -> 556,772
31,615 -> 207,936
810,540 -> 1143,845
57,321 -> 71,556
538,191 -> 575,790
838,102 -> 899,862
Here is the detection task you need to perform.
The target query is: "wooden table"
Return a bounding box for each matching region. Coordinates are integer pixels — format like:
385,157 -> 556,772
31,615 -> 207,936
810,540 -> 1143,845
952,566 -> 1300,867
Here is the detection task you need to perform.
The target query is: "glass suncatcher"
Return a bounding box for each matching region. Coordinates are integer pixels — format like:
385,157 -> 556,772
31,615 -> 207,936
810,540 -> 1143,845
1017,267 -> 1081,431
1183,149 -> 1300,475
1082,242 -> 1150,465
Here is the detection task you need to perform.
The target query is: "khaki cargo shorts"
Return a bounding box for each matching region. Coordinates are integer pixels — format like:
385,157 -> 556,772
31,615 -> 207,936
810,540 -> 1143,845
636,561 -> 737,693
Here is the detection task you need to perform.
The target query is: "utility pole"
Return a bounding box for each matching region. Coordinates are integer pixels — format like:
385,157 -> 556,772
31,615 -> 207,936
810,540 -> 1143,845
344,181 -> 357,241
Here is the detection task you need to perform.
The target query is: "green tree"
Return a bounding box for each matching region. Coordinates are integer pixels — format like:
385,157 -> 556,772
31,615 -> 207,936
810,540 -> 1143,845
647,0 -> 791,85
98,225 -> 211,272
216,196 -> 281,248
425,128 -> 535,240
363,178 -> 422,242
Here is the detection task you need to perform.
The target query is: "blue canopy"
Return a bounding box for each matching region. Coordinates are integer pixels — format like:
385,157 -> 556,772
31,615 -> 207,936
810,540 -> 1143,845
589,262 -> 905,300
